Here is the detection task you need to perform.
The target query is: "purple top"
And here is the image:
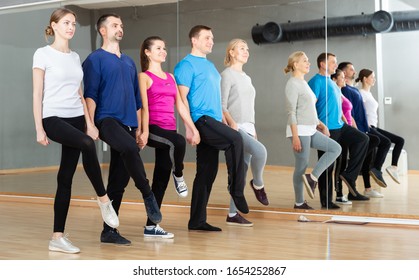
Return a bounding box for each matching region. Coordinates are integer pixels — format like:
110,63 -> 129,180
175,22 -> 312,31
145,71 -> 177,130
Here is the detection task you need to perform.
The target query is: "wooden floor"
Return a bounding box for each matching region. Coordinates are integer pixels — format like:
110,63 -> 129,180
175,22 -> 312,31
1,164 -> 419,260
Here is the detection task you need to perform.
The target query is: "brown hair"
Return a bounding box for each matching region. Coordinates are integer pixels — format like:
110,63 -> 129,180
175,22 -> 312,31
96,13 -> 121,38
224,38 -> 248,67
140,36 -> 164,72
45,8 -> 76,42
188,25 -> 211,46
355,68 -> 374,83
316,52 -> 336,69
283,51 -> 305,74
331,68 -> 344,81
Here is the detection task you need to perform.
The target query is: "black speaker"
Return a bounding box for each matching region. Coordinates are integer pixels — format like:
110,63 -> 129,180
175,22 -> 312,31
371,10 -> 394,32
252,22 -> 282,44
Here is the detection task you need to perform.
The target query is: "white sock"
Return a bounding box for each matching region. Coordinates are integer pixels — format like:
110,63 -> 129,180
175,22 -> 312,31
173,173 -> 184,182
228,212 -> 238,218
252,183 -> 264,190
145,225 -> 156,230
295,202 -> 304,206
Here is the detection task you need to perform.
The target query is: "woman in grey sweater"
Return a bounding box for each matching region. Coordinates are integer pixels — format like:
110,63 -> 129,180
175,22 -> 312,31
284,51 -> 341,209
221,39 -> 268,226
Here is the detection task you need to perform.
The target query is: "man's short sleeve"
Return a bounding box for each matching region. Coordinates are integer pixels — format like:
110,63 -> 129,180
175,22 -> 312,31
174,59 -> 193,88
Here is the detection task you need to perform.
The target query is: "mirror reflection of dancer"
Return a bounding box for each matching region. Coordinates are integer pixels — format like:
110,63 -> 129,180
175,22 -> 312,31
221,39 -> 269,227
138,36 -> 200,238
357,69 -> 405,184
284,51 -> 341,210
83,14 -> 161,246
308,53 -> 369,209
32,8 -> 119,254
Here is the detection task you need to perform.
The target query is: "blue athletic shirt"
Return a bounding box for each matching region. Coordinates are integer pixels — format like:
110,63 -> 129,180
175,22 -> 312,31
174,54 -> 222,123
308,73 -> 344,130
341,85 -> 370,133
82,48 -> 142,127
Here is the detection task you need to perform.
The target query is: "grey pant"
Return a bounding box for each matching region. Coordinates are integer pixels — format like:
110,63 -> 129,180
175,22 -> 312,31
292,131 -> 341,204
229,129 -> 267,213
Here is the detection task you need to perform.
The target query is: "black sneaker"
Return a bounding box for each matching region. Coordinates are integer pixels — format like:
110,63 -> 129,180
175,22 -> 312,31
143,192 -> 162,224
250,180 -> 269,206
302,174 -> 317,199
188,223 -> 222,231
226,212 -> 253,227
348,191 -> 370,201
294,201 -> 314,210
321,202 -> 340,209
339,173 -> 357,196
100,229 -> 131,245
369,168 -> 387,188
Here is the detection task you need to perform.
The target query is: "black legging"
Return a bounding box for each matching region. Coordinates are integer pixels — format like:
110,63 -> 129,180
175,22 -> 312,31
369,126 -> 405,168
43,116 -> 107,233
335,133 -> 380,195
145,124 -> 186,226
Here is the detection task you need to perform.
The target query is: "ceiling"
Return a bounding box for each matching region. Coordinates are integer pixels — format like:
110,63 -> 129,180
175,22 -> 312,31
0,0 -> 178,10
1,0 -> 418,12
66,0 -> 178,9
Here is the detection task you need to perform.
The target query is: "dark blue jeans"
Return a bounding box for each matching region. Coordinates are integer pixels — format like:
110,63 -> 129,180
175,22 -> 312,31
188,116 -> 245,228
96,117 -> 151,231
318,123 -> 368,206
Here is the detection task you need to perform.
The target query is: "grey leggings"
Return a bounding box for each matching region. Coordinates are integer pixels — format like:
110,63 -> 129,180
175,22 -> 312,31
229,129 -> 267,213
292,131 -> 341,204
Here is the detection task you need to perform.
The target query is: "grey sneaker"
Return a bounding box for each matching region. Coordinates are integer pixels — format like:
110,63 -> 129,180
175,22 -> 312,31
172,173 -> 188,197
97,198 -> 119,228
143,192 -> 162,224
49,234 -> 80,254
386,165 -> 400,184
144,225 -> 174,239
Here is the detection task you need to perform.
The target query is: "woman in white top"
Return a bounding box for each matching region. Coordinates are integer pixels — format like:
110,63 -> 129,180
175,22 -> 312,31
221,39 -> 268,226
284,51 -> 341,210
32,8 -> 118,254
357,69 -> 405,184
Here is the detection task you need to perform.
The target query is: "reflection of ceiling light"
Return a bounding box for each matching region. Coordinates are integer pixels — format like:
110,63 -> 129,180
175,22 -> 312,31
0,0 -> 61,11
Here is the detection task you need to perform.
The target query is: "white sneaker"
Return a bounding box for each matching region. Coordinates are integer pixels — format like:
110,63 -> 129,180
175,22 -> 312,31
49,234 -> 80,254
173,174 -> 188,198
97,198 -> 119,228
364,189 -> 384,198
335,195 -> 352,205
386,165 -> 400,184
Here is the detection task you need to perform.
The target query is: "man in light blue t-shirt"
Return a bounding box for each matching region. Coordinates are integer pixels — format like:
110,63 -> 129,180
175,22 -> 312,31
175,25 -> 249,231
308,53 -> 369,209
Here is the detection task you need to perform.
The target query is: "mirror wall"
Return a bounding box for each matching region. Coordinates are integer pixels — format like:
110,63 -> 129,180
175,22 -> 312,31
0,0 -> 418,218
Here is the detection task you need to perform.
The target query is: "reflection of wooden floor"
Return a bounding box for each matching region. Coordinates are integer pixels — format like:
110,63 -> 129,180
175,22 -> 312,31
1,163 -> 419,217
1,164 -> 419,260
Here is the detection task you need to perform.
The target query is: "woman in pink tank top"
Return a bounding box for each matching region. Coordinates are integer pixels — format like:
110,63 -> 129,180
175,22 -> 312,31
138,36 -> 200,238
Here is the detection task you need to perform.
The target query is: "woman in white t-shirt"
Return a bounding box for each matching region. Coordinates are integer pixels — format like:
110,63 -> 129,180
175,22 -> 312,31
357,69 -> 405,184
32,8 -> 118,254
